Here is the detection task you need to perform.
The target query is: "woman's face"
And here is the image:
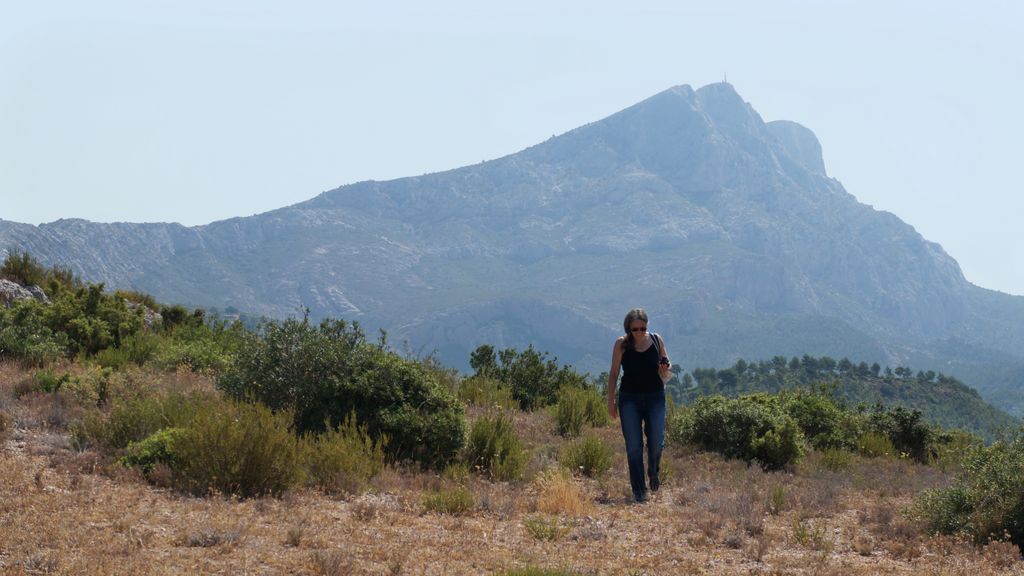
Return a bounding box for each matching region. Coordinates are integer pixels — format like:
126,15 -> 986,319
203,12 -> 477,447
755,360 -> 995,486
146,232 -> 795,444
629,321 -> 648,338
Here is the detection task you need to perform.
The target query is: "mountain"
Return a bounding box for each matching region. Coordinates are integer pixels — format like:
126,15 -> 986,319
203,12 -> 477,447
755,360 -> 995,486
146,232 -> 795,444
4,82 -> 1024,414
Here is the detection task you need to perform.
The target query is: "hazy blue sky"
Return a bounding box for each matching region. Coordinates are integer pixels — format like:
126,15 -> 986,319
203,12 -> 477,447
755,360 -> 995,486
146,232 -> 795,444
2,1 -> 1022,295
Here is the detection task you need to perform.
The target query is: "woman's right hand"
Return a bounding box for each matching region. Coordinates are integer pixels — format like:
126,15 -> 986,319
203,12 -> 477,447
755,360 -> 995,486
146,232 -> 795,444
608,401 -> 618,420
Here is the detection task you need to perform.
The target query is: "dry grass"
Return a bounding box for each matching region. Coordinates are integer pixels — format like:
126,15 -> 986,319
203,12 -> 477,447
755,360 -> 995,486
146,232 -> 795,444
534,468 -> 592,516
2,361 -> 1024,575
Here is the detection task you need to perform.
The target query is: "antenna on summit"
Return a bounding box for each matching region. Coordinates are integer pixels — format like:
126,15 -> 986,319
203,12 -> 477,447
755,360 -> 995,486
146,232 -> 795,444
723,73 -> 728,84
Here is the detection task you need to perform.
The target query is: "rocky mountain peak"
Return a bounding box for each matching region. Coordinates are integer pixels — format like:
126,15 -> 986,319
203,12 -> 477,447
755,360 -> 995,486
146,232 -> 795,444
3,83 -> 1024,411
767,120 -> 827,176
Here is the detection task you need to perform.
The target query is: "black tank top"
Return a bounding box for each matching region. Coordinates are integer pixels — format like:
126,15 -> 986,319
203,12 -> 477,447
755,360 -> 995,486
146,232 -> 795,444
620,336 -> 664,394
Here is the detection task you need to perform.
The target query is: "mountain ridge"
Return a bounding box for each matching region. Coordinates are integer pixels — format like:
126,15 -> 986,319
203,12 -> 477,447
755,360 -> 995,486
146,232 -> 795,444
4,82 -> 1024,414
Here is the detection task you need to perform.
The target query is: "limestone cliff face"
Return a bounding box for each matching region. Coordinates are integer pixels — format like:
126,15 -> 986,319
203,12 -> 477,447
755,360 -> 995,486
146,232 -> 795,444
3,82 -> 1023,409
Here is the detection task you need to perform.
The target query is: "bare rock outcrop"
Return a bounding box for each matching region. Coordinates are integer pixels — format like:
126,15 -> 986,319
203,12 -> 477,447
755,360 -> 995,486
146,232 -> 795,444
0,279 -> 50,307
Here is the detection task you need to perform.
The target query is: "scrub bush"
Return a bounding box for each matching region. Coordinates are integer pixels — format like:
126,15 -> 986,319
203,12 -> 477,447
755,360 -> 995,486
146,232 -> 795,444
120,427 -> 186,474
92,331 -> 164,369
45,284 -> 145,356
561,433 -> 614,478
670,394 -> 805,470
422,486 -> 475,515
857,432 -> 896,458
554,385 -> 609,437
172,399 -> 302,497
780,390 -> 861,450
457,375 -> 517,410
61,365 -> 112,407
465,412 -> 529,481
469,344 -> 589,411
151,322 -> 244,374
524,515 -> 567,541
94,347 -> 131,370
32,369 -> 71,393
218,316 -> 465,469
916,436 -> 1024,551
2,250 -> 48,286
868,406 -> 935,463
301,413 -> 386,495
535,467 -> 591,516
73,391 -> 207,451
0,300 -> 66,366
752,417 -> 804,470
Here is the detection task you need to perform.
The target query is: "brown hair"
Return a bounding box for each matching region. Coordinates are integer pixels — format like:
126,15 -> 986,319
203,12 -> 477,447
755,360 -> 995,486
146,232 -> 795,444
622,308 -> 648,351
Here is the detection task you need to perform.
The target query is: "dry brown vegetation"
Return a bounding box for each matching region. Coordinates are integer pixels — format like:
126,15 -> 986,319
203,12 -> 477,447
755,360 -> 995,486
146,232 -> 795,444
2,361 -> 1023,575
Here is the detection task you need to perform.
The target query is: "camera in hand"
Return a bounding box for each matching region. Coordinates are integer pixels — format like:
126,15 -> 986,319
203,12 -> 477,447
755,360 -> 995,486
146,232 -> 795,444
659,357 -> 670,367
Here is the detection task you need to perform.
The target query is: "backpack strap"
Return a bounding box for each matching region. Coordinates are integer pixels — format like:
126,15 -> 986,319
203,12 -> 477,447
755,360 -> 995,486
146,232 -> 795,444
651,333 -> 664,361
651,333 -> 671,384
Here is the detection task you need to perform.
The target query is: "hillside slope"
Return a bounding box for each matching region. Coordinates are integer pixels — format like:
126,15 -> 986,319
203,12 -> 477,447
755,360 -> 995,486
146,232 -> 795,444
4,82 -> 1024,412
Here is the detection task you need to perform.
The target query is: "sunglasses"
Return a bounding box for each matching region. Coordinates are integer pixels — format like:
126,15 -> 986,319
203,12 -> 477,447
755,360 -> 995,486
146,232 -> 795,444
630,326 -> 647,333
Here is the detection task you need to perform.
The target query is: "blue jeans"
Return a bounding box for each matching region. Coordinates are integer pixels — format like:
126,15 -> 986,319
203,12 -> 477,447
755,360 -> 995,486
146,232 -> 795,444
618,391 -> 666,500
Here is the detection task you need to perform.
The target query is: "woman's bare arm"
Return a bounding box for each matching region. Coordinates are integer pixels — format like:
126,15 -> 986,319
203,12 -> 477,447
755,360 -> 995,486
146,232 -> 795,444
607,337 -> 624,418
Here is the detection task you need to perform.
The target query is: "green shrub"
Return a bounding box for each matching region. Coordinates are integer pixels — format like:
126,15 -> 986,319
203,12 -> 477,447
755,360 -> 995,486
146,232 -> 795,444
119,427 -> 186,473
768,483 -> 786,515
752,417 -> 804,470
561,433 -> 614,478
465,412 -> 529,482
554,386 -> 609,437
218,316 -> 465,469
670,394 -> 805,470
781,390 -> 861,451
524,515 -> 567,541
18,338 -> 66,368
94,347 -> 131,370
818,448 -> 855,472
868,406 -> 934,463
301,413 -> 386,495
442,461 -> 472,485
344,346 -> 465,469
555,390 -> 586,438
422,486 -> 474,515
44,284 -> 145,356
916,436 -> 1024,549
172,399 -> 302,497
114,289 -> 158,310
917,485 -> 973,537
1,250 -> 46,287
61,365 -> 113,407
0,253 -> 100,365
857,432 -> 896,458
469,344 -> 589,411
32,369 -> 70,393
930,430 -> 983,473
151,322 -> 241,374
159,304 -> 192,331
216,316 -> 362,420
0,278 -> 170,367
457,375 -> 516,410
73,391 -> 206,451
0,300 -> 67,366
95,331 -> 164,368
0,253 -> 164,366
0,250 -> 79,293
